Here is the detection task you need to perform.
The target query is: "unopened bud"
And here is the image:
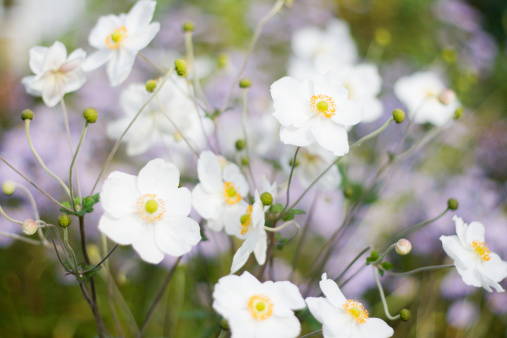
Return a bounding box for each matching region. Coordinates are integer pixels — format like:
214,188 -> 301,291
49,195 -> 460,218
438,89 -> 456,105
217,54 -> 229,68
453,107 -> 463,120
83,107 -> 98,124
289,158 -> 300,167
241,157 -> 249,166
441,48 -> 456,64
240,214 -> 249,224
146,79 -> 157,93
23,219 -> 38,235
343,187 -> 354,199
260,192 -> 273,206
21,109 -> 34,121
2,181 -> 16,196
239,78 -> 251,88
175,59 -> 188,77
374,28 -> 391,46
447,198 -> 459,210
219,318 -> 230,330
392,109 -> 405,124
235,139 -> 246,151
395,239 -> 412,255
400,309 -> 411,321
58,214 -> 71,228
182,21 -> 195,32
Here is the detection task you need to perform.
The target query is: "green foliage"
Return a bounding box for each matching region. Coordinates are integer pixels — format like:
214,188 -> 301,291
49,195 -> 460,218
60,193 -> 100,216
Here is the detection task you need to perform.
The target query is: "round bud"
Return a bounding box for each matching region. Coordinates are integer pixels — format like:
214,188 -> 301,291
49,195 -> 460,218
447,198 -> 459,210
146,79 -> 157,93
241,157 -> 249,166
2,181 -> 16,196
374,28 -> 391,46
175,59 -> 188,77
83,107 -> 98,124
240,214 -> 249,224
58,214 -> 72,228
260,192 -> 273,206
21,109 -> 34,121
219,318 -> 230,330
438,89 -> 456,105
395,238 -> 412,255
453,107 -> 463,120
441,48 -> 456,64
23,219 -> 38,235
392,109 -> 405,124
289,158 -> 300,167
217,54 -> 229,69
182,21 -> 195,32
343,187 -> 354,199
235,139 -> 246,151
400,309 -> 411,321
239,78 -> 251,89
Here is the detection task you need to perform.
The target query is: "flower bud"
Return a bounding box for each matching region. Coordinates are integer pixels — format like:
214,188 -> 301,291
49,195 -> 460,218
219,318 -> 230,330
260,192 -> 273,206
395,239 -> 412,255
2,181 -> 16,196
447,198 -> 458,210
235,139 -> 246,151
374,28 -> 391,46
453,107 -> 463,120
182,21 -> 195,32
145,79 -> 157,93
343,187 -> 354,199
23,219 -> 38,235
400,309 -> 411,321
240,214 -> 249,224
438,89 -> 456,105
239,78 -> 251,89
392,109 -> 405,124
175,59 -> 188,77
241,157 -> 249,166
288,158 -> 300,167
21,109 -> 34,121
441,48 -> 456,64
83,107 -> 98,124
58,214 -> 71,228
217,54 -> 229,69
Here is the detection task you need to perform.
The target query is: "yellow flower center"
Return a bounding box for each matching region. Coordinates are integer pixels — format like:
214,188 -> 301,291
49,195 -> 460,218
343,299 -> 369,324
136,194 -> 166,223
470,240 -> 491,261
223,182 -> 241,205
248,294 -> 273,321
310,94 -> 336,119
106,26 -> 128,50
240,205 -> 253,235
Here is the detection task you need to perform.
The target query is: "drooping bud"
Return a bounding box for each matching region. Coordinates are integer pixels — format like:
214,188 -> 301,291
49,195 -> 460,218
58,214 -> 71,228
23,219 -> 38,235
392,109 -> 405,124
400,309 -> 411,321
2,181 -> 16,196
235,139 -> 246,151
395,239 -> 412,255
182,21 -> 195,32
438,89 -> 456,105
453,107 -> 463,120
175,59 -> 188,77
374,28 -> 391,46
145,79 -> 157,93
447,198 -> 459,210
21,109 -> 34,121
239,78 -> 251,89
83,107 -> 98,124
260,192 -> 273,206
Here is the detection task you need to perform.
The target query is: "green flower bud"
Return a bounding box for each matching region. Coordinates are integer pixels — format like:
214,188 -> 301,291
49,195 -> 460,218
260,192 -> 273,206
58,214 -> 72,228
21,109 -> 34,121
240,214 -> 249,224
182,21 -> 195,32
447,198 -> 458,210
239,78 -> 251,89
2,181 -> 16,196
145,79 -> 157,93
392,109 -> 405,124
343,187 -> 354,199
83,107 -> 98,124
175,59 -> 188,77
374,28 -> 391,47
289,158 -> 300,167
235,139 -> 246,151
219,318 -> 230,330
441,48 -> 456,64
453,107 -> 464,120
400,309 -> 411,321
241,157 -> 249,166
217,54 -> 229,69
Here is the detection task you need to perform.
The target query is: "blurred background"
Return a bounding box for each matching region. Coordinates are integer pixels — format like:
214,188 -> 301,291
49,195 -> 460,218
0,0 -> 506,337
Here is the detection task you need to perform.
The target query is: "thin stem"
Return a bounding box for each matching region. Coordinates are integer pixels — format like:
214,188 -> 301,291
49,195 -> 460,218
335,246 -> 371,282
14,184 -> 47,244
90,67 -> 175,195
241,87 -> 257,191
350,117 -> 394,151
69,122 -> 89,209
83,244 -> 119,274
40,221 -> 73,271
395,124 -> 445,162
264,220 -> 299,232
373,267 -> 400,321
281,147 -> 300,213
371,244 -> 396,265
138,256 -> 182,337
218,330 -> 229,338
184,31 -> 212,112
102,235 -> 124,337
186,79 -> 215,152
299,329 -> 322,338
63,227 -> 79,271
0,204 -> 23,225
24,120 -> 71,197
0,230 -> 41,245
386,264 -> 454,276
218,0 -> 285,113
138,52 -> 166,75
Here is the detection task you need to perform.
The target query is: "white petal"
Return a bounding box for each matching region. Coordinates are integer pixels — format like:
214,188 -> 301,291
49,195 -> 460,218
255,314 -> 301,338
466,221 -> 485,245
43,41 -> 67,71
125,0 -> 157,32
62,70 -> 87,93
100,171 -> 139,218
42,76 -> 61,107
162,187 -> 192,217
231,236 -> 257,274
124,22 -> 160,51
224,202 -> 248,235
227,311 -> 256,338
270,281 -> 306,310
107,48 -> 137,87
192,184 -> 222,220
89,15 -> 122,49
319,274 -> 346,308
440,235 -> 475,270
137,159 -> 180,195
22,75 -> 43,96
280,123 -> 315,147
82,49 -> 112,72
29,46 -> 48,74
331,100 -> 363,126
453,215 -> 469,247
305,297 -> 324,323
132,223 -> 165,264
311,119 -> 349,156
154,215 -> 201,256
359,318 -> 394,337
223,164 -> 249,196
197,151 -> 223,193
271,77 -> 312,127
253,231 -> 267,265
125,116 -> 157,156
481,253 -> 507,285
98,213 -> 143,245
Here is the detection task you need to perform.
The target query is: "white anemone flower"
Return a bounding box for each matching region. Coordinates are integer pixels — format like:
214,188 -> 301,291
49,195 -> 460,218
192,151 -> 249,234
306,273 -> 394,338
99,158 -> 201,264
213,271 -> 306,338
22,41 -> 86,107
271,71 -> 363,157
83,0 -> 160,86
394,71 -> 460,126
440,216 -> 507,292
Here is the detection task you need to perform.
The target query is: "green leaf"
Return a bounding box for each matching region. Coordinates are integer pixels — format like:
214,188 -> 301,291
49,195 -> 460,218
378,268 -> 384,277
381,261 -> 394,270
370,250 -> 379,260
270,203 -> 283,214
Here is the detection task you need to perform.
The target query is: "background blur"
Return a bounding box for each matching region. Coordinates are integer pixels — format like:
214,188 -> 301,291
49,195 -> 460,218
0,0 -> 506,337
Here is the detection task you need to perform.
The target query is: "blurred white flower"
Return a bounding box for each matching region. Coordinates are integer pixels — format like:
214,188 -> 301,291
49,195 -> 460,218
99,158 -> 201,264
394,71 -> 460,126
192,151 -> 249,234
440,215 -> 507,292
213,271 -> 305,338
22,41 -> 86,107
83,0 -> 160,86
271,71 -> 363,156
306,273 -> 394,338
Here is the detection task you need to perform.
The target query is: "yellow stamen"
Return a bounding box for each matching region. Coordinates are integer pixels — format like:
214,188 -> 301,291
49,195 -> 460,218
310,94 -> 336,119
144,199 -> 158,214
240,205 -> 253,235
471,240 -> 491,261
248,294 -> 273,321
343,299 -> 369,324
223,182 -> 241,205
105,26 -> 128,50
136,193 -> 166,223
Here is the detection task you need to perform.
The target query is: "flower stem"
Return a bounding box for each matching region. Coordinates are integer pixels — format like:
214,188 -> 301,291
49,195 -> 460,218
386,263 -> 454,276
69,122 -> 89,210
0,204 -> 23,225
299,329 -> 322,338
281,147 -> 300,214
14,184 -> 47,244
336,246 -> 371,282
371,244 -> 396,265
373,267 -> 400,321
184,31 -> 212,112
264,220 -> 299,232
241,87 -> 258,191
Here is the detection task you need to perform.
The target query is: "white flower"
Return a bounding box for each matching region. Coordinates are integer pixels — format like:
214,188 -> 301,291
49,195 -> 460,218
213,271 -> 306,338
306,273 -> 394,338
192,151 -> 249,234
440,216 -> 507,292
99,158 -> 201,264
22,41 -> 86,107
83,0 -> 160,86
394,71 -> 460,126
271,71 -> 363,156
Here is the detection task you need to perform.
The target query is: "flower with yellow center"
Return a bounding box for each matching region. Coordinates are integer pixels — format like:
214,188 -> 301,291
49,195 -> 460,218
306,273 -> 394,338
99,158 -> 201,264
213,271 -> 305,338
440,216 -> 507,292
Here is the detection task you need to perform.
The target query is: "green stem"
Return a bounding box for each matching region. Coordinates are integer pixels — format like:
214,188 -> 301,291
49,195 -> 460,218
184,31 -> 212,112
281,147 -> 300,214
63,227 -> 79,271
335,246 -> 371,282
373,267 -> 400,321
185,79 -> 215,153
0,204 -> 23,225
386,264 -> 454,276
241,87 -> 257,191
371,244 -> 396,265
299,329 -> 322,338
69,122 -> 89,210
